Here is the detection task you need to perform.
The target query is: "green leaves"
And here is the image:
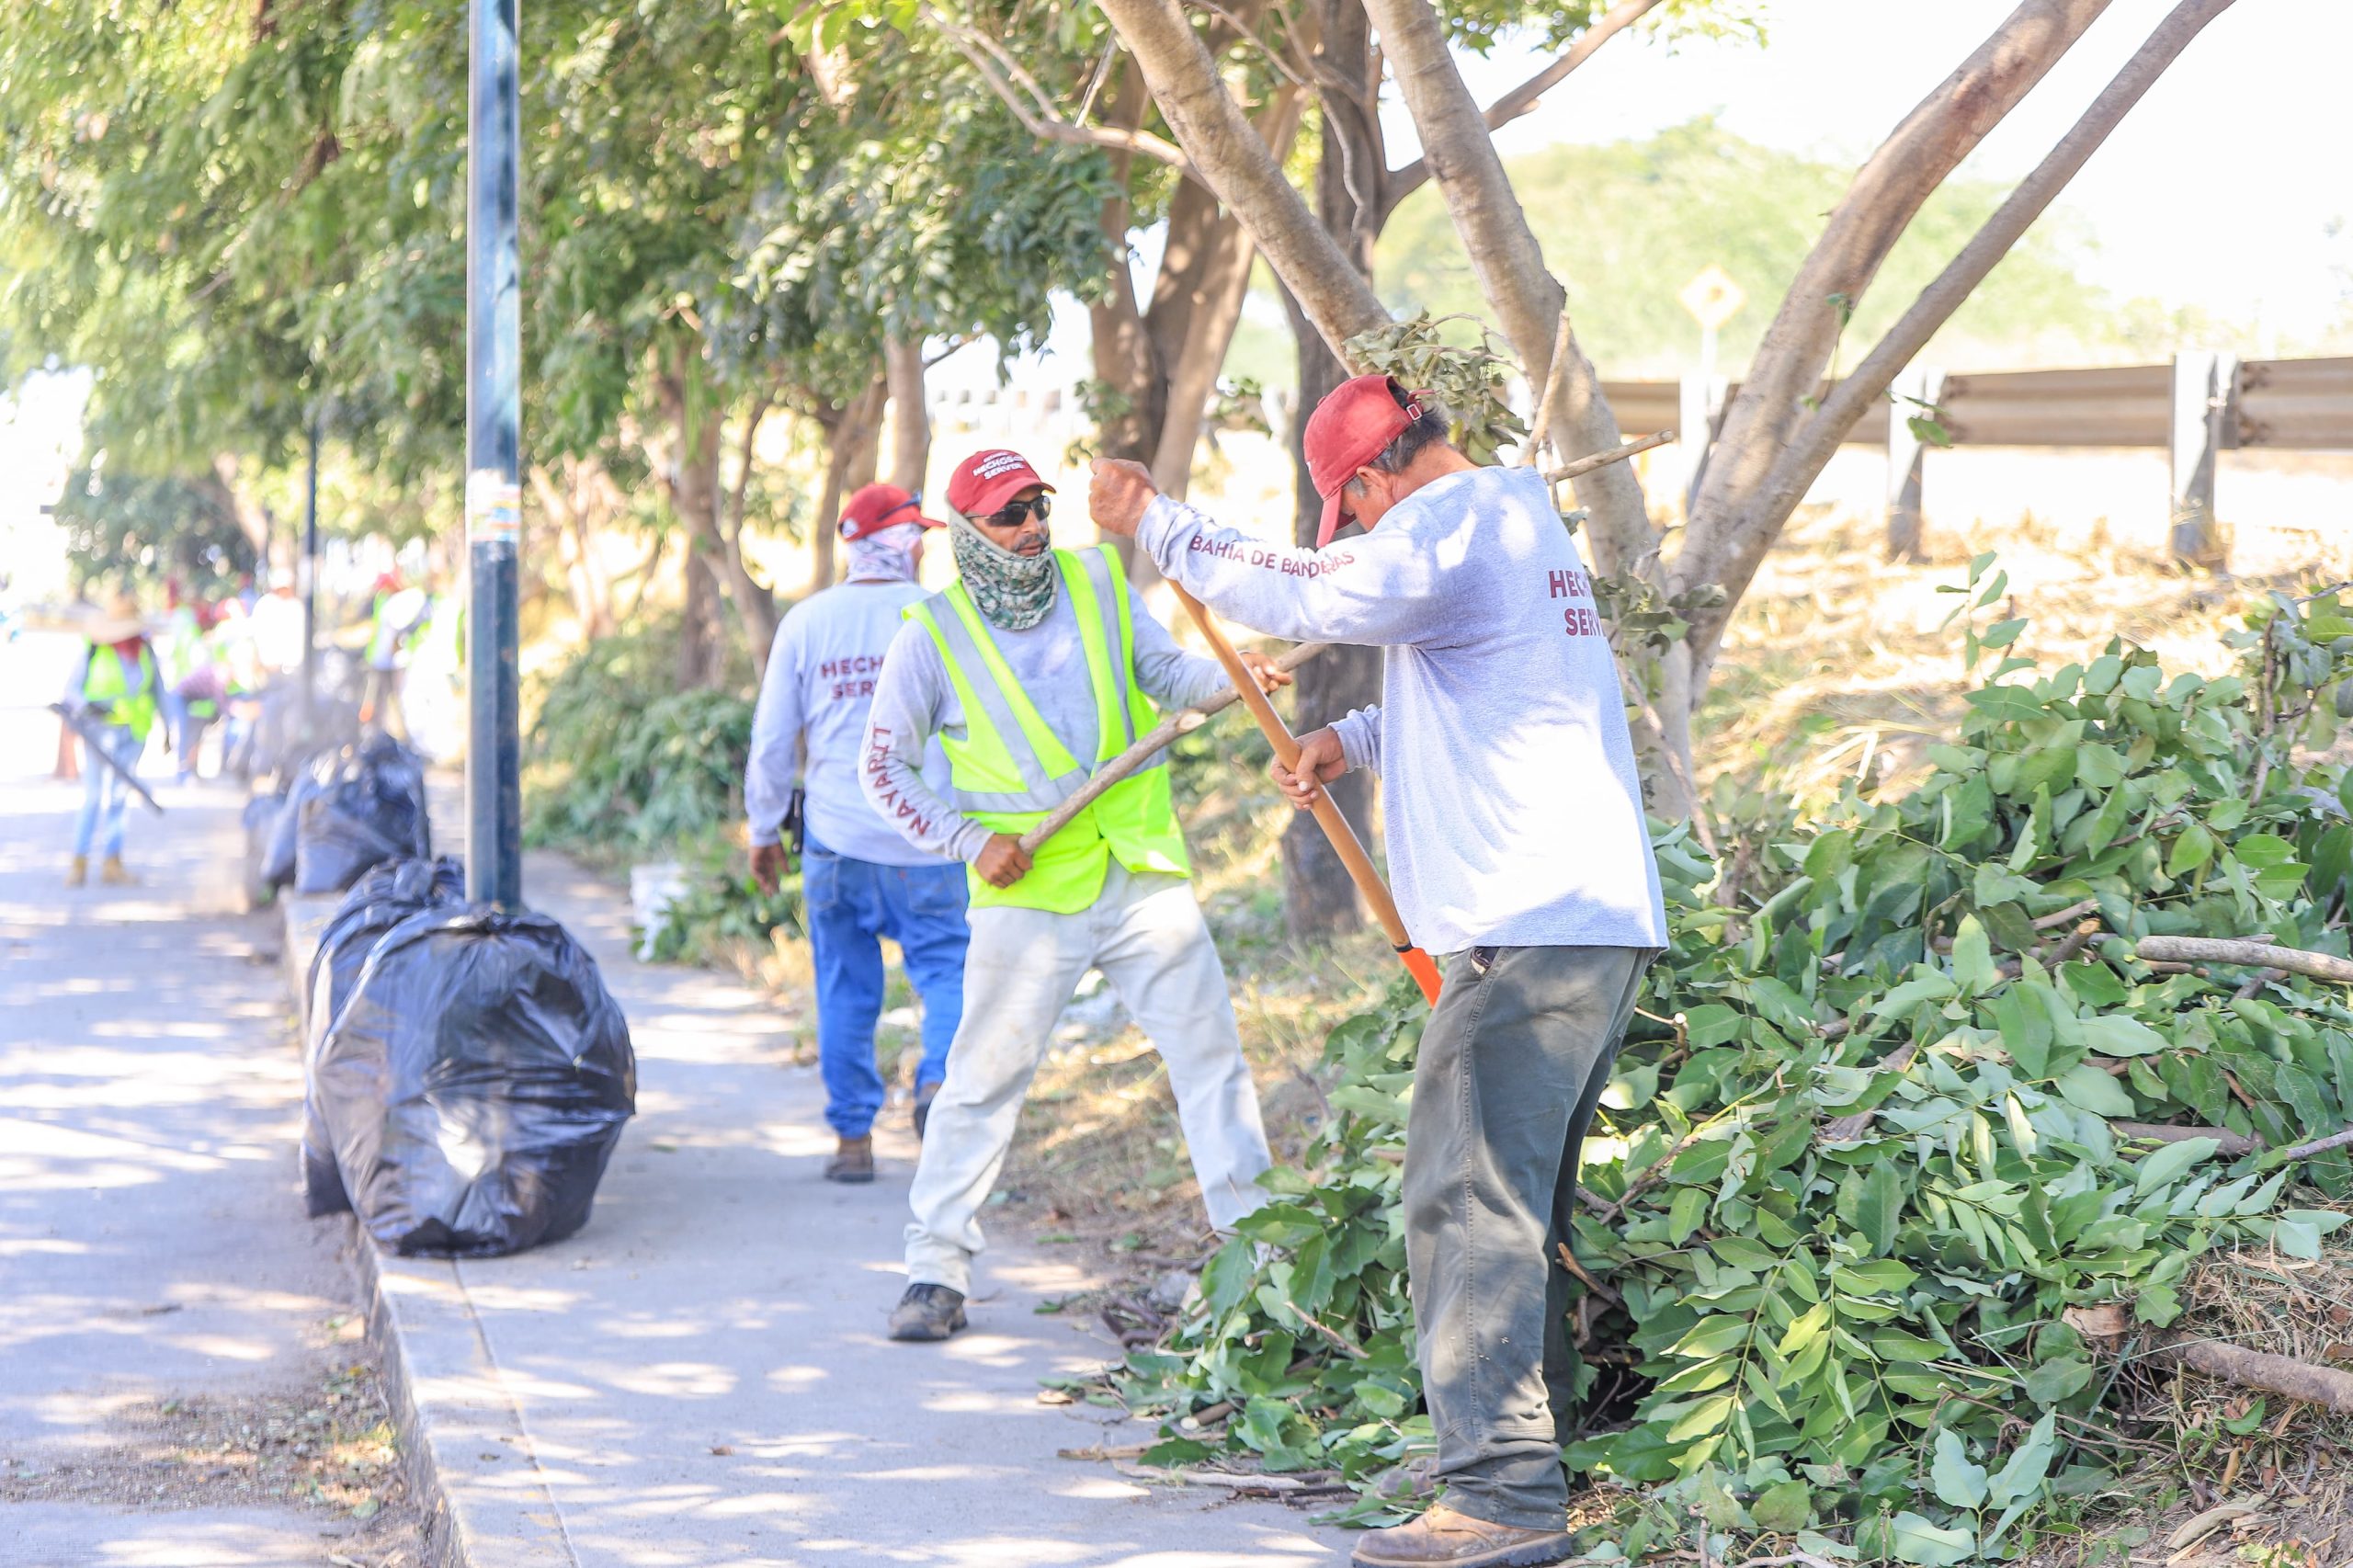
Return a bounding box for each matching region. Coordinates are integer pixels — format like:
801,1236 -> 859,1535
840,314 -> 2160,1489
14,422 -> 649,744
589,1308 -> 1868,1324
1117,568 -> 2353,1557
1929,1430 -> 1988,1508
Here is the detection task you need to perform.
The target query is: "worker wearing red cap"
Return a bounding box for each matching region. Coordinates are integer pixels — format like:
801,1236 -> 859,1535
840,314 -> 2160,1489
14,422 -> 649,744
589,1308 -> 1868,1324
1090,377 -> 1667,1568
745,482 -> 972,1185
858,448 -> 1286,1343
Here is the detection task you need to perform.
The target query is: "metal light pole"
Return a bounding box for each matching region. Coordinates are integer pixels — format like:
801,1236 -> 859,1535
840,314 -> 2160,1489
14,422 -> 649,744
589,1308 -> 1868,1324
464,0 -> 524,907
300,412 -> 321,740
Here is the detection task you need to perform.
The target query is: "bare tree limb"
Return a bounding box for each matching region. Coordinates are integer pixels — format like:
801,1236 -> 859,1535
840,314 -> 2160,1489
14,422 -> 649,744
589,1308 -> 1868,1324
931,6 -> 1203,180
1382,0 -> 1665,208
1097,0 -> 1391,365
1677,0 -> 2115,664
2137,934 -> 2353,985
1357,0 -> 1654,576
1727,0 -> 2242,597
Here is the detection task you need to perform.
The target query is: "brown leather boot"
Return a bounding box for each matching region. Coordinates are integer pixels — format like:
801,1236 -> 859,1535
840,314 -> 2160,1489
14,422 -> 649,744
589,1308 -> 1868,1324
1349,1506 -> 1574,1568
66,856 -> 88,888
824,1135 -> 875,1184
100,856 -> 136,886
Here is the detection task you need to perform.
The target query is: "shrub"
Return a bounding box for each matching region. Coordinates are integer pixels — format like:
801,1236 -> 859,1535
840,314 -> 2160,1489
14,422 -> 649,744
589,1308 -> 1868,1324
1113,569 -> 2353,1562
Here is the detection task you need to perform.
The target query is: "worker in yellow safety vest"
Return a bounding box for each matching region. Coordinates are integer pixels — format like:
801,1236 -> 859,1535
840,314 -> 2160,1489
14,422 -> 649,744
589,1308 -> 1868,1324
63,591 -> 163,886
858,448 -> 1289,1343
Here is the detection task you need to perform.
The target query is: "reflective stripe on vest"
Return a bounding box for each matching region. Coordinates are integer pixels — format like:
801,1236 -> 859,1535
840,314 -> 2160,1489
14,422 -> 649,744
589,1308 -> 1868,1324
904,547 -> 1188,913
84,644 -> 160,744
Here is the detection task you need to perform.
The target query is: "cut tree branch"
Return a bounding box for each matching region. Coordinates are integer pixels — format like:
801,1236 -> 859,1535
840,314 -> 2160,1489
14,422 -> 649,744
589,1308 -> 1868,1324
1382,0 -> 1664,207
2135,935 -> 2353,984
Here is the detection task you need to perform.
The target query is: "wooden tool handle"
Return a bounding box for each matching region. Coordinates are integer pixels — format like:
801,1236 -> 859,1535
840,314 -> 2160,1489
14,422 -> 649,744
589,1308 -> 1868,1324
1017,641 -> 1327,854
1170,586 -> 1440,1005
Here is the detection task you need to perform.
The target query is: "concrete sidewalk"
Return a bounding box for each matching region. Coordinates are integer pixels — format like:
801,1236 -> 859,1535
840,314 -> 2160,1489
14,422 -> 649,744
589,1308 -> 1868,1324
0,683 -> 396,1567
303,839 -> 1350,1567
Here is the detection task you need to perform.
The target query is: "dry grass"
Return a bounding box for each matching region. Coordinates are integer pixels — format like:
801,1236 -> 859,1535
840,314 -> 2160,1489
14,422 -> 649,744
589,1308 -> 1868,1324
1696,503 -> 2337,812
0,1315 -> 421,1562
2016,1221 -> 2353,1568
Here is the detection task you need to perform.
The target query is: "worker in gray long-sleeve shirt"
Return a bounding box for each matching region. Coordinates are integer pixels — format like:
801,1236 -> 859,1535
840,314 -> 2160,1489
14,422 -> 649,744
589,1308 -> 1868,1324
1090,375 -> 1666,1568
858,446 -> 1286,1346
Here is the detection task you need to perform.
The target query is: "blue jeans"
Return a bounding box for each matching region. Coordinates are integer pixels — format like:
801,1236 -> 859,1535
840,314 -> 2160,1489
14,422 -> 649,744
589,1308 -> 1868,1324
73,723 -> 142,858
801,834 -> 971,1139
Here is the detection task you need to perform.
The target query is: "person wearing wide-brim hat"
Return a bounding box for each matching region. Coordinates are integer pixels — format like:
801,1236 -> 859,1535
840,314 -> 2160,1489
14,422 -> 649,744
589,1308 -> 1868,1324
63,590 -> 163,887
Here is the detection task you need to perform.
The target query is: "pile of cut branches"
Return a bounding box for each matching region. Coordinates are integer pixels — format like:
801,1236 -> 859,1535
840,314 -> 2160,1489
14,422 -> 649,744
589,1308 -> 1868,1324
1108,567 -> 2353,1563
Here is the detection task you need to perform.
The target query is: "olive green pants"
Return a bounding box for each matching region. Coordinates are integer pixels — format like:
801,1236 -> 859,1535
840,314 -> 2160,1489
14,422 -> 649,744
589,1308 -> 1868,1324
1403,943 -> 1654,1530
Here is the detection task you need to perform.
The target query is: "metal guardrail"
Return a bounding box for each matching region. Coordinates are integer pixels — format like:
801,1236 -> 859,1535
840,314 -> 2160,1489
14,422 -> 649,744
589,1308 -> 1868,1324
1603,357 -> 2353,451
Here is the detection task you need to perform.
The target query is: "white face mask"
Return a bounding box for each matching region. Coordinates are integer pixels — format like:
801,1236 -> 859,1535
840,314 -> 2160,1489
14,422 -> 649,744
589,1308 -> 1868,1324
844,522 -> 926,583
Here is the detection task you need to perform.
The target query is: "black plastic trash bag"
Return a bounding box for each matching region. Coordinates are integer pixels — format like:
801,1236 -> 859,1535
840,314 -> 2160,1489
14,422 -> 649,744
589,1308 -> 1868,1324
312,904 -> 636,1256
258,766 -> 318,891
243,786 -> 290,907
294,733 -> 431,895
300,856 -> 466,1217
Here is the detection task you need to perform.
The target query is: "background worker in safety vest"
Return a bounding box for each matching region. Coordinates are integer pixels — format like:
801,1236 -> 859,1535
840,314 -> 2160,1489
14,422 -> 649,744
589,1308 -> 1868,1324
63,591 -> 164,887
858,448 -> 1289,1344
361,571 -> 430,739
1089,377 -> 1668,1568
744,483 -> 972,1186
156,579 -> 211,783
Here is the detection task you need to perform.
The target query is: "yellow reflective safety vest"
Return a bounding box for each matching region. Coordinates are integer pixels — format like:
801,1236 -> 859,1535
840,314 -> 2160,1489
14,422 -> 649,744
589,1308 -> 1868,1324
83,642 -> 161,744
905,546 -> 1190,914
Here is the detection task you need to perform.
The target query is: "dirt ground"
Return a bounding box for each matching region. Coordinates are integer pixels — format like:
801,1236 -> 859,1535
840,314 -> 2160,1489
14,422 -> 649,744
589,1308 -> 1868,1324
0,1293 -> 426,1565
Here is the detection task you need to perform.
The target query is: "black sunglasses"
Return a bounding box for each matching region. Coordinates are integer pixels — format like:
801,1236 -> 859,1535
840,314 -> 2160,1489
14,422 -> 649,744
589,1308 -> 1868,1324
984,494 -> 1051,528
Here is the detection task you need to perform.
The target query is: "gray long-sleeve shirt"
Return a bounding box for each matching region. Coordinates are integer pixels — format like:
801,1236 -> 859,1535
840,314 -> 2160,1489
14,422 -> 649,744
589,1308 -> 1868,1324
1136,463 -> 1667,954
859,581 -> 1231,862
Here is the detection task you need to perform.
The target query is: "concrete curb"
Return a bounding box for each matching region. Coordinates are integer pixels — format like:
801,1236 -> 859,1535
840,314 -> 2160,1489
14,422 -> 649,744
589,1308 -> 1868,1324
283,887 -> 575,1568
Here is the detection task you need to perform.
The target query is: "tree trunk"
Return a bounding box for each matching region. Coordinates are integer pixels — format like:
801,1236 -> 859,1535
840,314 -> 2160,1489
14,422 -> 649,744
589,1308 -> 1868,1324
1358,0 -> 1654,577
1282,290 -> 1379,939
656,362 -> 779,675
1677,0 -> 2113,663
810,374 -> 888,591
1144,73 -> 1309,498
1087,60 -> 1165,477
529,460 -> 618,639
1724,0 -> 2241,604
1276,3 -> 1386,941
1097,0 -> 1389,365
886,335 -> 931,494
676,547 -> 725,689
206,453 -> 274,571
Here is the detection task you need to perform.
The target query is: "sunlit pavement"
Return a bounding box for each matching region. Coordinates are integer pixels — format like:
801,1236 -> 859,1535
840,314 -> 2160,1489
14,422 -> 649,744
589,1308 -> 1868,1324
0,631 -> 368,1565
366,833 -> 1351,1565
3,622 -> 1349,1565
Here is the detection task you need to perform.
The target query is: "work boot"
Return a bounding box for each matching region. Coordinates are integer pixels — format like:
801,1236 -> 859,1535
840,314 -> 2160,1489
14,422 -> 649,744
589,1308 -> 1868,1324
824,1136 -> 875,1184
1349,1506 -> 1574,1568
888,1283 -> 967,1342
913,1081 -> 941,1139
66,856 -> 88,888
99,857 -> 135,886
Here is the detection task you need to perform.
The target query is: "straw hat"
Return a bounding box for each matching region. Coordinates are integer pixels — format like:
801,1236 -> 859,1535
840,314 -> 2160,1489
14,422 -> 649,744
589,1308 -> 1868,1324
83,590 -> 148,643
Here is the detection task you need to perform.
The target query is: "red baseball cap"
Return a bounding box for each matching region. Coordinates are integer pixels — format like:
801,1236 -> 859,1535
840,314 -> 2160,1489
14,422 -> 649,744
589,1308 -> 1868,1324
1304,374 -> 1428,548
945,449 -> 1053,520
838,483 -> 943,540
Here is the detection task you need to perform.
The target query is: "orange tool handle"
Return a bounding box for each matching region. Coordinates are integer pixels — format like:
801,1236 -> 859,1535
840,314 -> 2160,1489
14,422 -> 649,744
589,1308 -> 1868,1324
1171,585 -> 1441,1006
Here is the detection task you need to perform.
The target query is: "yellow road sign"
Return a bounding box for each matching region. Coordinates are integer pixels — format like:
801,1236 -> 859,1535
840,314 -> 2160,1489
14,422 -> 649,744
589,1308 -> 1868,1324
1679,265 -> 1746,332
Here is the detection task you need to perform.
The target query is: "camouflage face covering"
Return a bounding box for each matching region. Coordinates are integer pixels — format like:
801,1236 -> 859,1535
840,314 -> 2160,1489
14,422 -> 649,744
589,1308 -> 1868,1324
949,510 -> 1058,631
